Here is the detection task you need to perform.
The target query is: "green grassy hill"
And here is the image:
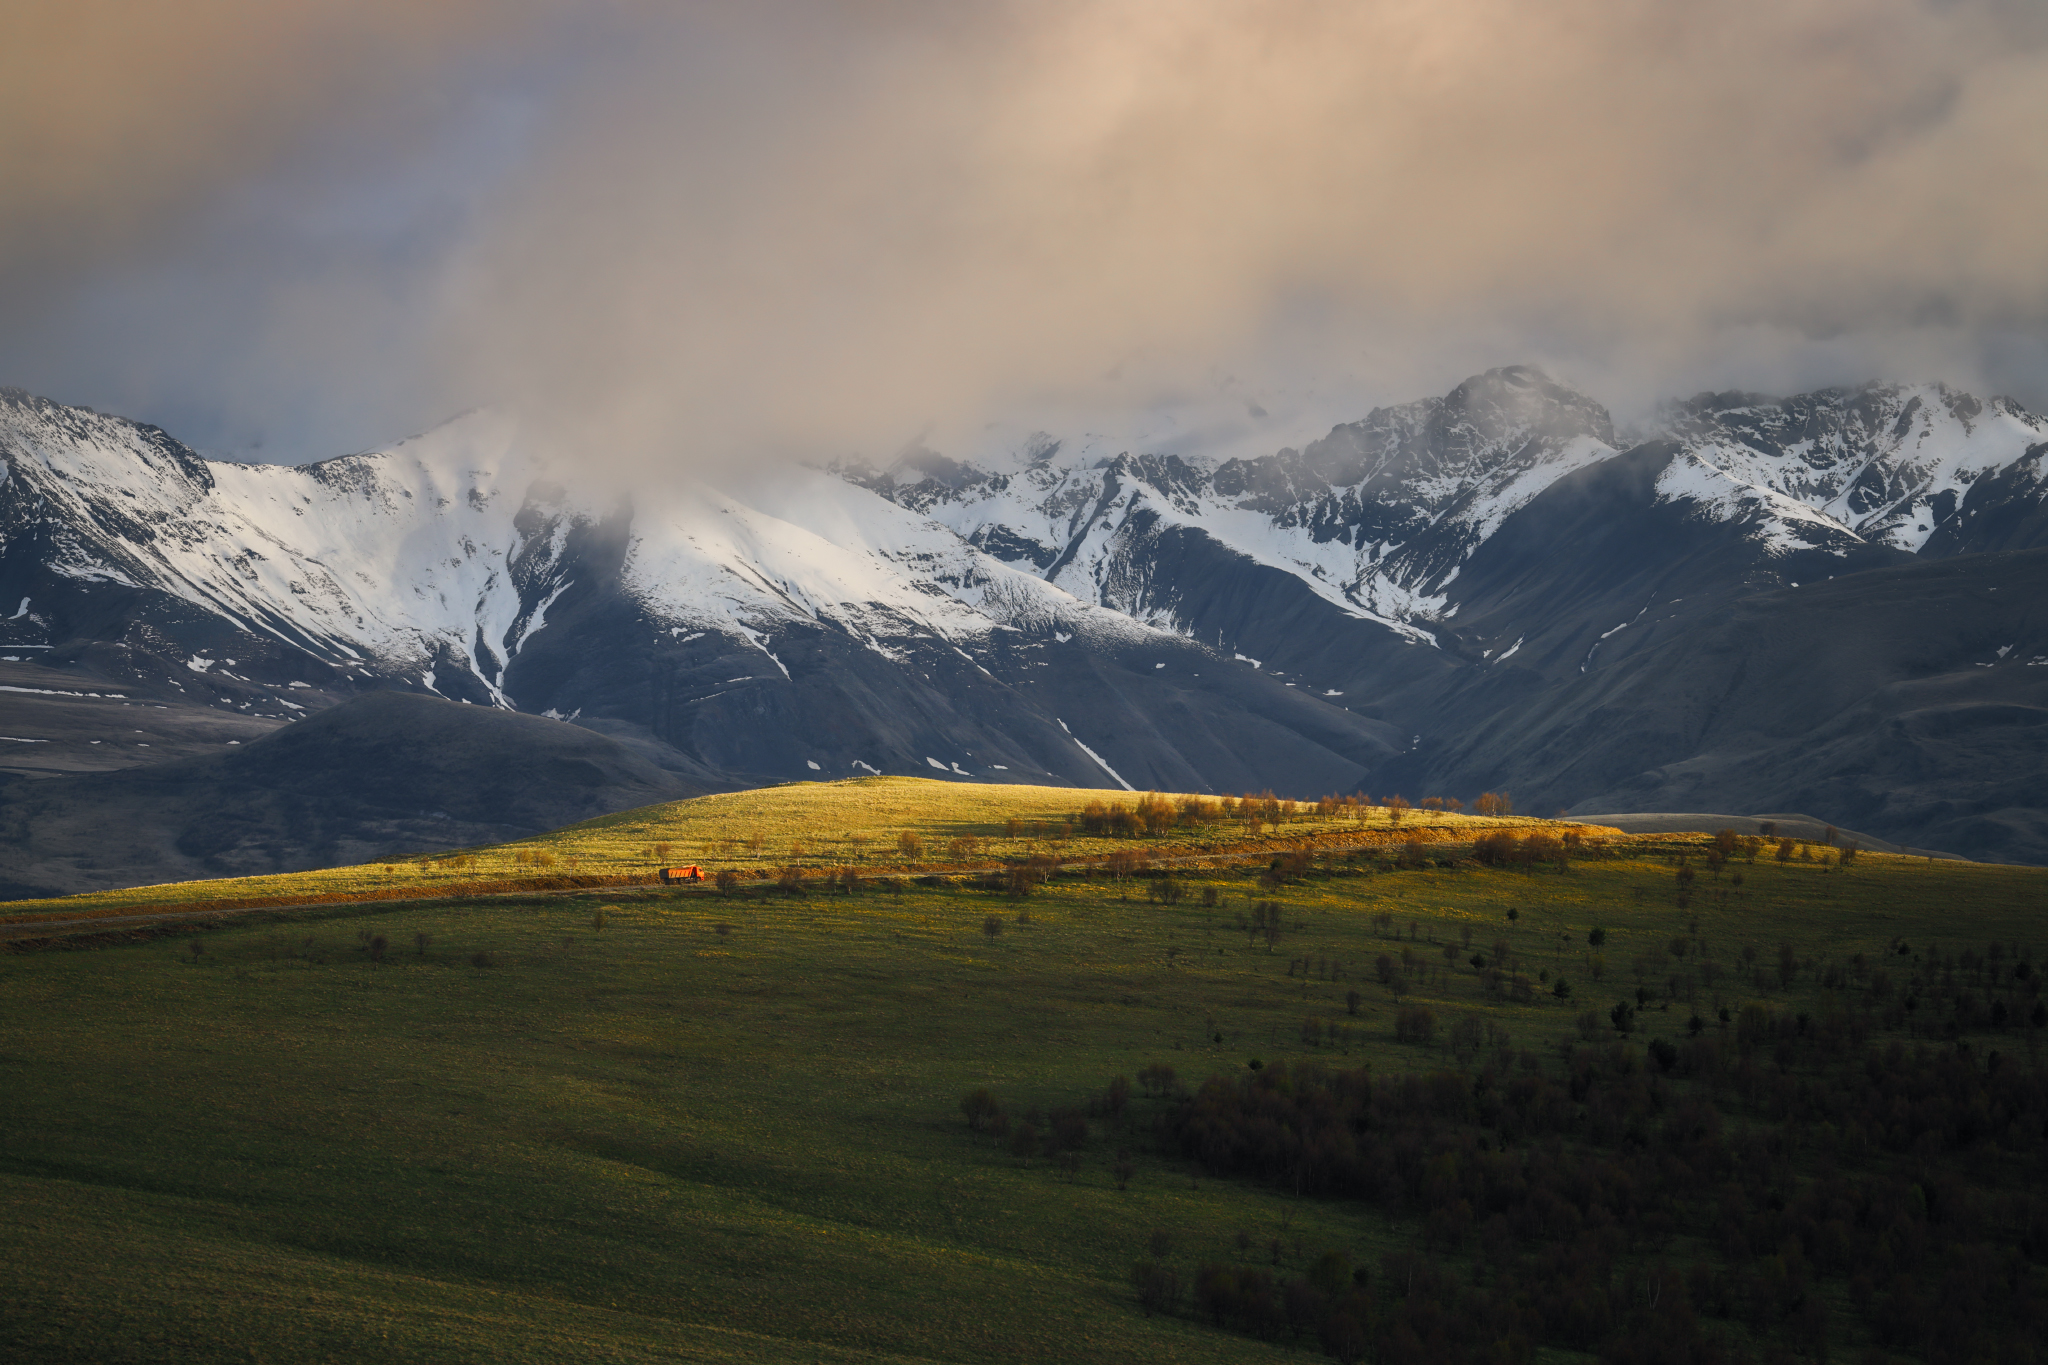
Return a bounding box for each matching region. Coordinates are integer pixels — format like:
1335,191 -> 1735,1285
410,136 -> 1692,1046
1,779 -> 2042,1361
0,776 -> 1578,925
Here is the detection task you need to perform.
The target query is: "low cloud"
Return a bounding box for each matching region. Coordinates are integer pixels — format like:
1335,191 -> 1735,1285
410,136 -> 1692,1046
8,1 -> 2048,466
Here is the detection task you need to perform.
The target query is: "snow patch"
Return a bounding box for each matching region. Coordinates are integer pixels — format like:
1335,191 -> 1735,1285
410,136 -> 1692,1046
1058,718 -> 1133,790
0,684 -> 125,698
1654,452 -> 1857,554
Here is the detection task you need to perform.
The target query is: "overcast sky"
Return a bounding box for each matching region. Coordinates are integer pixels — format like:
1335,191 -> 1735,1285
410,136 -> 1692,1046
5,1 -> 2047,469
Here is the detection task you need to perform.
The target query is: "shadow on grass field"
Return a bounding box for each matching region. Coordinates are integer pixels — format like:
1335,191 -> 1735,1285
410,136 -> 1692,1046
0,781 -> 2042,1361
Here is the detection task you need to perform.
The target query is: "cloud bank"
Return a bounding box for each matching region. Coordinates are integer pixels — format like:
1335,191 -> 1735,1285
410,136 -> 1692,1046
6,1 -> 2048,467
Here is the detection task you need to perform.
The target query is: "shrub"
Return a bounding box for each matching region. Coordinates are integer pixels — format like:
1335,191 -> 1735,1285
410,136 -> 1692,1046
1449,1013 -> 1484,1062
1137,1063 -> 1177,1096
1395,1006 -> 1436,1045
961,1088 -> 1005,1133
1105,849 -> 1145,882
1473,831 -> 1519,866
897,831 -> 923,861
982,914 -> 1004,940
714,868 -> 741,894
1132,1260 -> 1180,1316
1046,1105 -> 1089,1153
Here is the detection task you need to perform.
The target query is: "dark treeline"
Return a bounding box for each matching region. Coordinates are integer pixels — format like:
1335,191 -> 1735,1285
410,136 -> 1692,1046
1103,1027 -> 2048,1363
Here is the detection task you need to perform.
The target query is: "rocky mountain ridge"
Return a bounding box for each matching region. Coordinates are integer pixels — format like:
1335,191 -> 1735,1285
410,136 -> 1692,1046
2,366 -> 2044,878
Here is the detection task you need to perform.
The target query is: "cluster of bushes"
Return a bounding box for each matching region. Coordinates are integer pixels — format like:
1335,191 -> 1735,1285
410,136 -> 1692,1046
961,1085 -> 1105,1178
1077,792 -> 1240,838
1301,1015 -> 1359,1048
1308,791 -> 1512,823
1089,1037 -> 2048,1361
1471,829 -> 1583,871
1068,788 -> 1511,841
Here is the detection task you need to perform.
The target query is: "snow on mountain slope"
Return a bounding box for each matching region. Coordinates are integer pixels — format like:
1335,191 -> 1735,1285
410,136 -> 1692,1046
850,371 -> 2048,654
1660,383 -> 2048,554
622,469 -> 1123,647
0,396 -> 576,699
851,367 -> 1627,641
1653,451 -> 1869,556
0,390 -> 1138,711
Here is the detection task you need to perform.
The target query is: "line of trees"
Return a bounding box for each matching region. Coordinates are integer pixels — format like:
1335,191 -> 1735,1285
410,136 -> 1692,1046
1070,788 -> 1520,840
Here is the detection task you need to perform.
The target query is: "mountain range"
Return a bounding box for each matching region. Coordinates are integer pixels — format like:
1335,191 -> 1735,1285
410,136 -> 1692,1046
1,364 -> 2043,892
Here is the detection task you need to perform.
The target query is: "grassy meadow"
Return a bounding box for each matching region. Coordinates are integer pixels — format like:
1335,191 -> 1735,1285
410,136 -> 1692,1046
1,779 -> 2044,1361
0,776 -> 1578,924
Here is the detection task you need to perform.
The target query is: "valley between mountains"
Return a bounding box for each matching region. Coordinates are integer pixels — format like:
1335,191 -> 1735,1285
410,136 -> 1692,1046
1,365 -> 2044,894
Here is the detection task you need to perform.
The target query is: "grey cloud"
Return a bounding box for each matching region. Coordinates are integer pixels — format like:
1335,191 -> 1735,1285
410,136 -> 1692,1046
7,1 -> 2048,465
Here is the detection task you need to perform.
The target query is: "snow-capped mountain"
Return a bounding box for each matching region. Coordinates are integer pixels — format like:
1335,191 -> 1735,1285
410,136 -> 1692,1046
2,366 -> 2045,865
0,386 -> 1401,797
1660,385 -> 2048,556
853,369 -> 2048,658
851,366 -> 1623,640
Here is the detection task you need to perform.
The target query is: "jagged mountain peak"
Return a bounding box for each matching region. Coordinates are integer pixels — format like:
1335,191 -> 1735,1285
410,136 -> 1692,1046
1654,379 -> 2048,554
1437,364 -> 1618,450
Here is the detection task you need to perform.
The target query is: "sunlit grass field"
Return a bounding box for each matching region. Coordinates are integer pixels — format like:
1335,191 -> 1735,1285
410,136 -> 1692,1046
0,776 -> 1580,924
1,781 -> 2043,1361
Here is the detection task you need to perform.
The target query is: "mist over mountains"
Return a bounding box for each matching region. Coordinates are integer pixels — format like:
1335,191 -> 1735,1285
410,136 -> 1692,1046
1,364 -> 2044,892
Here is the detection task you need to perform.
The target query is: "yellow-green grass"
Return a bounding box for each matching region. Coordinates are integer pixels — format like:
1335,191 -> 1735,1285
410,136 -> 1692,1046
1,813 -> 2042,1362
0,776 -> 1588,926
